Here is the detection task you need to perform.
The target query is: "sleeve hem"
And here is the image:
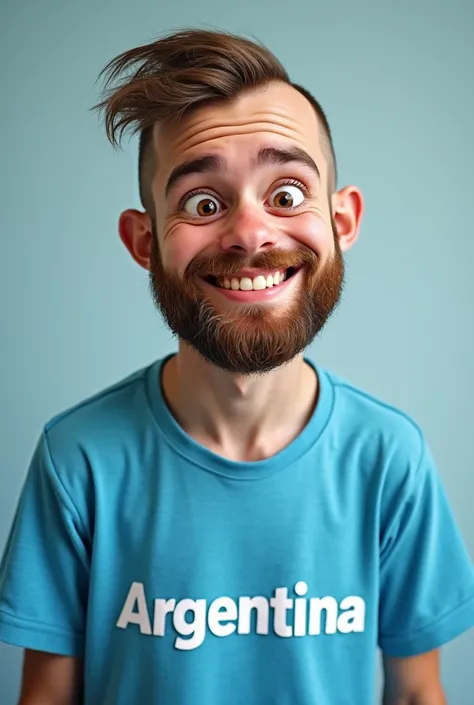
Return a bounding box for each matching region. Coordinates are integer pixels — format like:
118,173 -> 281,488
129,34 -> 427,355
379,592 -> 474,657
0,611 -> 84,657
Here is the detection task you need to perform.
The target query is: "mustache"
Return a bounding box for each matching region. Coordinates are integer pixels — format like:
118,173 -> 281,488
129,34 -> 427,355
185,246 -> 319,279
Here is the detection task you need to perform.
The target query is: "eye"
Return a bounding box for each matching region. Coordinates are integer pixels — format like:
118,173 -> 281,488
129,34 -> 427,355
183,193 -> 222,217
268,184 -> 306,209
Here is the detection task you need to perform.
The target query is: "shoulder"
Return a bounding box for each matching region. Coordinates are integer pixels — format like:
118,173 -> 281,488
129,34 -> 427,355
320,369 -> 445,545
324,368 -> 425,466
46,364 -> 152,442
38,361 -> 160,493
318,366 -> 436,519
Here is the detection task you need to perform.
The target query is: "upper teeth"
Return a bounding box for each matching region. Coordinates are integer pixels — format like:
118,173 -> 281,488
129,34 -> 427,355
219,271 -> 286,291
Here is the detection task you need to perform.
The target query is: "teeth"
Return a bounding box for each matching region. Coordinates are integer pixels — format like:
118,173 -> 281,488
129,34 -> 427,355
253,275 -> 267,291
217,271 -> 287,291
240,278 -> 253,291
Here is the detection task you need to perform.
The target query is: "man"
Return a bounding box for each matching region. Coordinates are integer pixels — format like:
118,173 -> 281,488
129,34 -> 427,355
0,28 -> 473,705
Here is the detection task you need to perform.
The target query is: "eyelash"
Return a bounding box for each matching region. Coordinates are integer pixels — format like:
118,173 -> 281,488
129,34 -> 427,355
177,178 -> 310,214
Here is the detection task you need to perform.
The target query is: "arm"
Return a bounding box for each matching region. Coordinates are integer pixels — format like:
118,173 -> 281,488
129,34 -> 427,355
382,650 -> 447,705
18,650 -> 82,705
0,436 -> 89,701
378,436 -> 474,696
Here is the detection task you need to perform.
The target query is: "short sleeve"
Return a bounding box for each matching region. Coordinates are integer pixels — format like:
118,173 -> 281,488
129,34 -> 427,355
0,433 -> 90,656
378,440 -> 474,657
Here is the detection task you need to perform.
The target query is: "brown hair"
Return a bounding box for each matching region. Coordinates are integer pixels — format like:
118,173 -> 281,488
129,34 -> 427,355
93,29 -> 337,213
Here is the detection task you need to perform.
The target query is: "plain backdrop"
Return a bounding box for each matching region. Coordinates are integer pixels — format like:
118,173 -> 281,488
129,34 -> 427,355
1,0 -> 473,702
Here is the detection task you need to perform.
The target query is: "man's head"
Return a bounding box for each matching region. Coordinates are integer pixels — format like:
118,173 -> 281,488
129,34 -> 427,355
94,29 -> 363,374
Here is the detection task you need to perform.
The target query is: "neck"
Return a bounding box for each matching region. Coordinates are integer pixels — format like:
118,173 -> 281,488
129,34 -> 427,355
161,343 -> 318,462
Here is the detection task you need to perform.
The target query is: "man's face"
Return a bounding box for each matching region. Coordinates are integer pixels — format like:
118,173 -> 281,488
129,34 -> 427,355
148,82 -> 345,375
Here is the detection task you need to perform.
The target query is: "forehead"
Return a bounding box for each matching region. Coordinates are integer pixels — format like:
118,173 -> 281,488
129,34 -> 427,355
152,82 -> 327,189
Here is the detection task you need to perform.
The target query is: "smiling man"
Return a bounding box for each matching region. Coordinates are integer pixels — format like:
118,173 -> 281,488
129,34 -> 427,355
1,29 -> 474,705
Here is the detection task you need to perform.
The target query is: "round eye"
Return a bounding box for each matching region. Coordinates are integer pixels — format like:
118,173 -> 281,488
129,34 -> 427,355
269,184 -> 305,209
183,193 -> 222,217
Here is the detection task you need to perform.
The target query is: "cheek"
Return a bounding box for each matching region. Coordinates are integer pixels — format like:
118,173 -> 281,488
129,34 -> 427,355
284,211 -> 334,258
160,222 -> 212,276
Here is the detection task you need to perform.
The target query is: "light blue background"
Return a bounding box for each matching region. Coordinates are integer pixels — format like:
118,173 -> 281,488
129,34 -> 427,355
1,0 -> 473,702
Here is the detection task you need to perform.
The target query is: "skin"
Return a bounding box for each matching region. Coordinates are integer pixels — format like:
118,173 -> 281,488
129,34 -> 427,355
19,82 -> 445,703
382,651 -> 447,704
19,650 -> 82,704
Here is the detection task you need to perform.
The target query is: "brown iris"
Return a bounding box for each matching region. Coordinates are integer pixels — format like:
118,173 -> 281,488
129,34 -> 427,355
272,191 -> 293,208
197,198 -> 217,216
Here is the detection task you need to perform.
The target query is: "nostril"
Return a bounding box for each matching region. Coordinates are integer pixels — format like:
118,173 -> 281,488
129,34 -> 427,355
228,242 -> 273,252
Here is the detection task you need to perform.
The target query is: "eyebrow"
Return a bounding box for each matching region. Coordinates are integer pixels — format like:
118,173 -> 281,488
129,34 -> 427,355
165,154 -> 226,198
255,146 -> 320,180
164,146 -> 320,198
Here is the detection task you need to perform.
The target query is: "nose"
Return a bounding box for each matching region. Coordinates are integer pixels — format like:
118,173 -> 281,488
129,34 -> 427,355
220,205 -> 278,256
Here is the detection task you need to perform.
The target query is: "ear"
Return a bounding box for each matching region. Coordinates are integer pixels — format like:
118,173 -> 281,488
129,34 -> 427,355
331,186 -> 364,253
118,209 -> 153,270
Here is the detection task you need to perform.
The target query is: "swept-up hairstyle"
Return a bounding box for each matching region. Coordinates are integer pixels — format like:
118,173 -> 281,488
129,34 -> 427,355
93,29 -> 337,212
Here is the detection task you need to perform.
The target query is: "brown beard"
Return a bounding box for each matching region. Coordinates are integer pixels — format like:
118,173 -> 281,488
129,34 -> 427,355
149,221 -> 344,375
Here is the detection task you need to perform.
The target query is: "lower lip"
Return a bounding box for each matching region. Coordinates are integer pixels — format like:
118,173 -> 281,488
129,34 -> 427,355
200,270 -> 301,302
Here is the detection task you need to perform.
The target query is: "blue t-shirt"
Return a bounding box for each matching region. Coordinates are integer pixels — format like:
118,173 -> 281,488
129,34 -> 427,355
1,356 -> 474,705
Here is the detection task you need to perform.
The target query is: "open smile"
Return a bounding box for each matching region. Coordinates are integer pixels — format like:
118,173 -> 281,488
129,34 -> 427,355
200,266 -> 303,302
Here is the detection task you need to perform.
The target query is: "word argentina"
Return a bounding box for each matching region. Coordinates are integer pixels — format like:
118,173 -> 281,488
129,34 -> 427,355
116,581 -> 366,650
